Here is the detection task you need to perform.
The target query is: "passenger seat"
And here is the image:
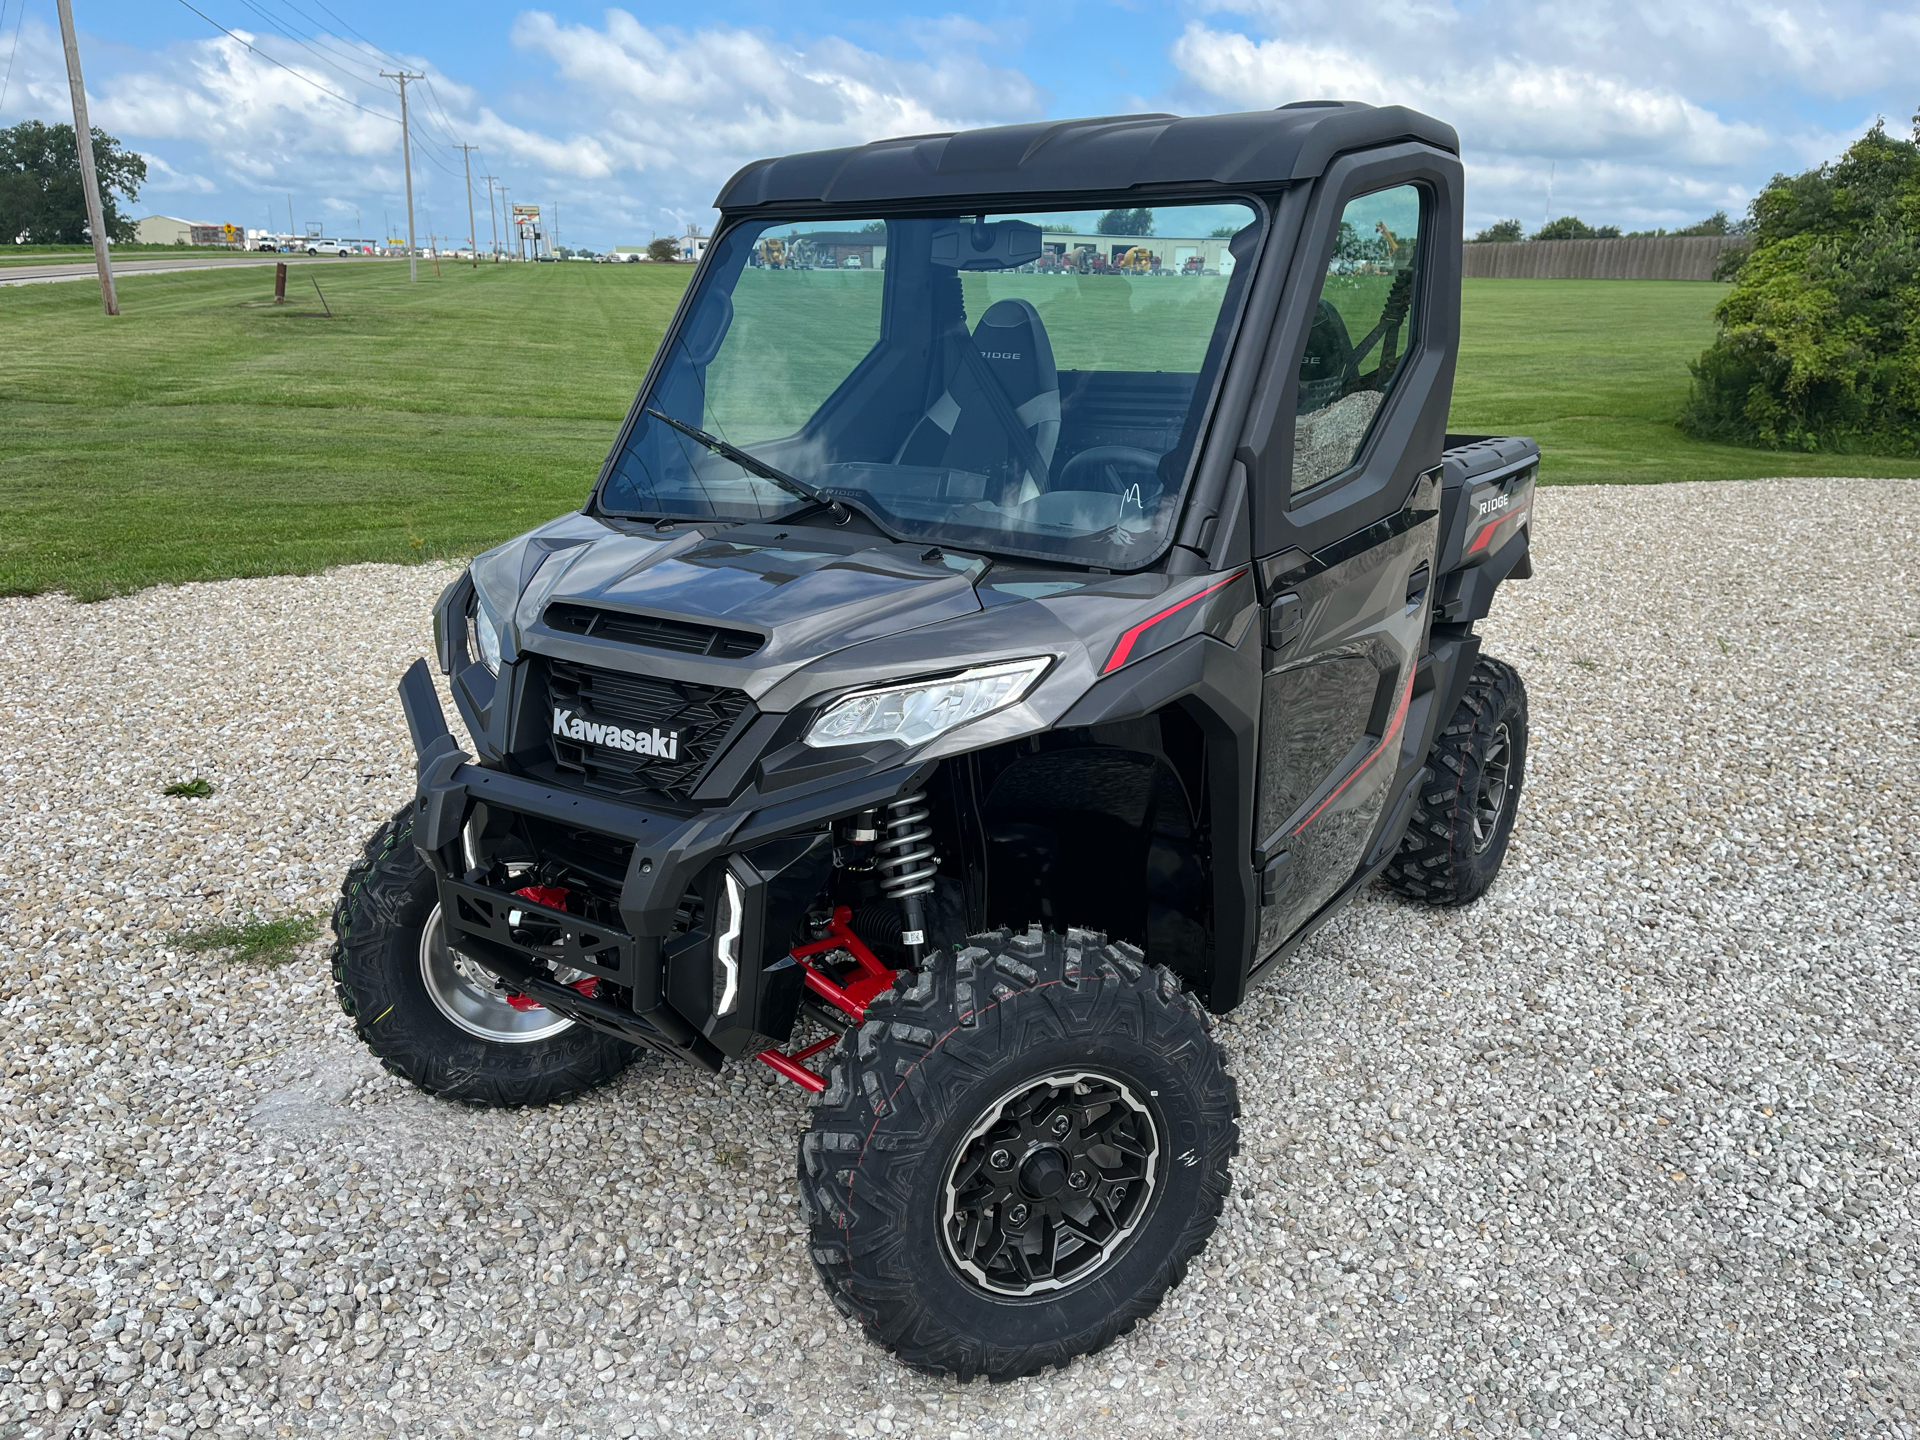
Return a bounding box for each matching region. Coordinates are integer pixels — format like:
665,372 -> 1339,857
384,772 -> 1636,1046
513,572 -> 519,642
897,299 -> 1059,499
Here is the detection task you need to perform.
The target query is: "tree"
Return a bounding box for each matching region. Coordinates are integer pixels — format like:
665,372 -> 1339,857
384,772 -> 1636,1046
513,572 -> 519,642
1531,216 -> 1621,241
0,120 -> 146,244
1097,207 -> 1153,236
646,237 -> 679,263
1208,224 -> 1239,238
1679,117 -> 1920,455
1470,218 -> 1523,243
858,220 -> 886,233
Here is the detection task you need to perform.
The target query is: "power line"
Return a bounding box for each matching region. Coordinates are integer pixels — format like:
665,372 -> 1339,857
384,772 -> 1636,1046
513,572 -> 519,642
173,0 -> 398,120
235,0 -> 386,87
0,0 -> 28,114
301,0 -> 407,69
419,75 -> 466,148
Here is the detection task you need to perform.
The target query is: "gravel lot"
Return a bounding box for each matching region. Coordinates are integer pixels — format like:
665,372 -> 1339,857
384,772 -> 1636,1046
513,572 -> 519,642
2,477 -> 1916,1440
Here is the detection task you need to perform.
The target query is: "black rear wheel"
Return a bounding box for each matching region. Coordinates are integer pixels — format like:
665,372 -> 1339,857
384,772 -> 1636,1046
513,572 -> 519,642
1381,655 -> 1528,906
799,927 -> 1238,1380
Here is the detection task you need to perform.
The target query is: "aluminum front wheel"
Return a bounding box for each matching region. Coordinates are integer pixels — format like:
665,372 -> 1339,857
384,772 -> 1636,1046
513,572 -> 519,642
1472,721 -> 1513,854
417,903 -> 575,1044
941,1070 -> 1161,1297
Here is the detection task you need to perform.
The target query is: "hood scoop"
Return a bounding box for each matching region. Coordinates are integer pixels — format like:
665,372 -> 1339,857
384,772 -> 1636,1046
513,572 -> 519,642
539,532 -> 985,664
542,601 -> 764,659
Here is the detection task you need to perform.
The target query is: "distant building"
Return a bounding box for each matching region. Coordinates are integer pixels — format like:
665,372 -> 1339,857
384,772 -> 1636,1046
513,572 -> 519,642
611,245 -> 648,261
134,215 -> 233,246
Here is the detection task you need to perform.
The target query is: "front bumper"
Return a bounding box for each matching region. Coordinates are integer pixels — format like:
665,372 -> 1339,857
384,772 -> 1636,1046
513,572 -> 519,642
398,659 -> 926,1066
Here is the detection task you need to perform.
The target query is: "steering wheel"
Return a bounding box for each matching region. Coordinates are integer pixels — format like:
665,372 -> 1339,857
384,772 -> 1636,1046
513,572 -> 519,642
1057,446 -> 1162,499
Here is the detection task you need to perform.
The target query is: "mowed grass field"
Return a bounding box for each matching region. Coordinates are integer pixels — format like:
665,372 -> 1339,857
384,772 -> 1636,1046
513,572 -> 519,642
4,263 -> 1917,599
1,261 -> 687,597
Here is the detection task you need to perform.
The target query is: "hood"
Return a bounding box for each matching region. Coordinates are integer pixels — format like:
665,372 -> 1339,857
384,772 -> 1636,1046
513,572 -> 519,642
476,517 -> 987,690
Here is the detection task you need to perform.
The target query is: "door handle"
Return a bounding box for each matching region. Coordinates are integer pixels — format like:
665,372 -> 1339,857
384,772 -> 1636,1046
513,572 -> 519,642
1405,563 -> 1430,610
1266,593 -> 1303,650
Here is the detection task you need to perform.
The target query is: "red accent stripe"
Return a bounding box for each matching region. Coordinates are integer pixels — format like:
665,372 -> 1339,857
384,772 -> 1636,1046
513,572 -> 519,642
1466,505 -> 1529,557
1101,570 -> 1247,675
1287,664 -> 1417,839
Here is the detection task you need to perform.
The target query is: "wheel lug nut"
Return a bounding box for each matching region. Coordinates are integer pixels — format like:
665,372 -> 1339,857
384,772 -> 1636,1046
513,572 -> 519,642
1006,1204 -> 1028,1225
1068,1169 -> 1089,1190
1110,1184 -> 1127,1202
989,1149 -> 1011,1170
1050,1114 -> 1071,1137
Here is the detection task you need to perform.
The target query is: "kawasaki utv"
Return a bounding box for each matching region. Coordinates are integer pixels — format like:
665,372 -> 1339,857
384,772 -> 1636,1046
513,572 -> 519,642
331,100 -> 1538,1380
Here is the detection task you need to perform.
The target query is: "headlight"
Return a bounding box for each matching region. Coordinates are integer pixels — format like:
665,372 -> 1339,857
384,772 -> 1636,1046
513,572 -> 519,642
803,658 -> 1049,750
467,598 -> 503,675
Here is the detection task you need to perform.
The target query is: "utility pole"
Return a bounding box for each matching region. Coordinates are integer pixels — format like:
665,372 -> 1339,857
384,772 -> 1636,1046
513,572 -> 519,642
554,201 -> 560,258
481,175 -> 500,260
54,2 -> 116,313
454,143 -> 479,269
380,69 -> 424,281
287,193 -> 294,237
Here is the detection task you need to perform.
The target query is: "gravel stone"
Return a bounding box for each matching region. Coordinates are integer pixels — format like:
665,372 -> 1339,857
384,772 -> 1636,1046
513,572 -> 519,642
1,477 -> 1916,1439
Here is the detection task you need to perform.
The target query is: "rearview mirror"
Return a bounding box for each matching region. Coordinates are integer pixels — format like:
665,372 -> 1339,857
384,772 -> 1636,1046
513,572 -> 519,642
929,219 -> 1043,271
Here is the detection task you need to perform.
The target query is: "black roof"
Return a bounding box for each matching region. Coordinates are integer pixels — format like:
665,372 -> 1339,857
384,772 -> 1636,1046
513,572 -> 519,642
716,102 -> 1457,213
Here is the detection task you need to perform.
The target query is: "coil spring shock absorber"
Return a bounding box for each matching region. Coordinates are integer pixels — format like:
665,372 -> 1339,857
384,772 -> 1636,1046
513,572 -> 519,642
877,793 -> 938,964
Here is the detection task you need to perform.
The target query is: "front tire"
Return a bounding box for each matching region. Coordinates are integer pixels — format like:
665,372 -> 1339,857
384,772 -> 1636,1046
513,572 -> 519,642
800,927 -> 1238,1380
329,805 -> 637,1106
1381,655 -> 1528,906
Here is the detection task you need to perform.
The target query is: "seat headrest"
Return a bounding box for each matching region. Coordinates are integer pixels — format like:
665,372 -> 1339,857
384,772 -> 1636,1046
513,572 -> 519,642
971,297 -> 1057,401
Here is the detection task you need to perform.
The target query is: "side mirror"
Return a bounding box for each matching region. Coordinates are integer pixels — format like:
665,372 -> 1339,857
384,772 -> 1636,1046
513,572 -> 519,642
929,219 -> 1043,271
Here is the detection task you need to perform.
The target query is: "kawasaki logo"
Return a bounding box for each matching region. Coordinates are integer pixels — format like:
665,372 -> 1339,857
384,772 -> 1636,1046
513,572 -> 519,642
552,708 -> 678,760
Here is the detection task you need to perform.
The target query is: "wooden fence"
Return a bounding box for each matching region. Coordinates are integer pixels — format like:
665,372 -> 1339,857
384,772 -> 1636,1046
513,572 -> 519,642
1462,234 -> 1747,281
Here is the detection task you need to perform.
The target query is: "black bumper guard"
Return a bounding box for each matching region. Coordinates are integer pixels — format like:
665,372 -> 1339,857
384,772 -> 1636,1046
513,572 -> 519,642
440,880 -> 722,1071
442,878 -> 638,983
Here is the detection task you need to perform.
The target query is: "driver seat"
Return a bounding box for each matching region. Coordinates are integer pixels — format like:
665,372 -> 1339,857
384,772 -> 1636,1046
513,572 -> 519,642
896,298 -> 1059,498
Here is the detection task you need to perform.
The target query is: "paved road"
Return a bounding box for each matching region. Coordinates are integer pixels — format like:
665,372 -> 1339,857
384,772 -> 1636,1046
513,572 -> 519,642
0,253 -> 393,285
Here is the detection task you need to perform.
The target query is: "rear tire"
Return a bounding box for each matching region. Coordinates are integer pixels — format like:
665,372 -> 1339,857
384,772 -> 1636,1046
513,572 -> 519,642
1381,655 -> 1528,906
799,927 -> 1238,1380
330,804 -> 637,1106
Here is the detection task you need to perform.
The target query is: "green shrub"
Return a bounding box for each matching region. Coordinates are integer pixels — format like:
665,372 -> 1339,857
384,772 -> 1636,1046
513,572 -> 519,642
1680,119 -> 1920,454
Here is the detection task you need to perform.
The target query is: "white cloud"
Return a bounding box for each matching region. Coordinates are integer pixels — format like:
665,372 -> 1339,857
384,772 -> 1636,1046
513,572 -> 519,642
506,9 -> 1045,199
1171,29 -> 1767,166
0,9 -> 1046,243
1166,0 -> 1916,230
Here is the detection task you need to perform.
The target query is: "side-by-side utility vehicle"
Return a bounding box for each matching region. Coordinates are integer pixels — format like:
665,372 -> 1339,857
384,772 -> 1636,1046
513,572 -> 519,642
332,100 -> 1539,1380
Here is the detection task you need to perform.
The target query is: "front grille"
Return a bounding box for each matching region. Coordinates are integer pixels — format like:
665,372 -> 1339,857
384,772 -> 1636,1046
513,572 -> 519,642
544,602 -> 763,659
546,657 -> 753,803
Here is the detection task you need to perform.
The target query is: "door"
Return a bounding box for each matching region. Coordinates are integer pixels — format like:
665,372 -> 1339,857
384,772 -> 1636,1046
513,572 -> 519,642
1250,178 -> 1446,959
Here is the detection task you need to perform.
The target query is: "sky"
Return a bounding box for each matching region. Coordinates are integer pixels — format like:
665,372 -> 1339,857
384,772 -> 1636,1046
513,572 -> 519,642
0,0 -> 1915,251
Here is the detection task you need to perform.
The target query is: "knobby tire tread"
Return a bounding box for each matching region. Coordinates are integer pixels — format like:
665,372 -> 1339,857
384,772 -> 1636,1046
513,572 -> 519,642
799,928 -> 1239,1381
330,804 -> 633,1108
1380,654 -> 1527,906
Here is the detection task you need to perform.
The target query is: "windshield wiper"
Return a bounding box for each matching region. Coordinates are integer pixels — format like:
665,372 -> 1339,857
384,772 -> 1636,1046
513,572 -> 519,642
645,409 -> 845,520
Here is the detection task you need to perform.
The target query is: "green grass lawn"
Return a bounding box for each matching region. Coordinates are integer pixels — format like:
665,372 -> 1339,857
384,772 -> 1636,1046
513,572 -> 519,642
0,261 -> 687,598
1454,280 -> 1920,482
3,265 -> 1915,599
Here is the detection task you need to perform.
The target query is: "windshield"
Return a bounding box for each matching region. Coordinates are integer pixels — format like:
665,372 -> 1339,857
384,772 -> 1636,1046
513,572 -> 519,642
597,202 -> 1264,567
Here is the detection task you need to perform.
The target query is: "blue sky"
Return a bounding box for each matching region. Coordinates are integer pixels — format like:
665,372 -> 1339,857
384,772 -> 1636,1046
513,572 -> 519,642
1,0 -> 1915,250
